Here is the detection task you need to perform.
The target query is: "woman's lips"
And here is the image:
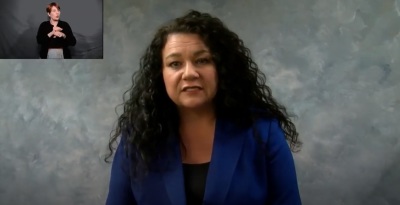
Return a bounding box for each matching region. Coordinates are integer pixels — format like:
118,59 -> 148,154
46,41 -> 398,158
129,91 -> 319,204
182,86 -> 202,92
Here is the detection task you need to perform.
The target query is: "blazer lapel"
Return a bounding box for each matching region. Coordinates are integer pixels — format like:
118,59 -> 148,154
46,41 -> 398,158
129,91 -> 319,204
161,138 -> 186,205
203,118 -> 247,204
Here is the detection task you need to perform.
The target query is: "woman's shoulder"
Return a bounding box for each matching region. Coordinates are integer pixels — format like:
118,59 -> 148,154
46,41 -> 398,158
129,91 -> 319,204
249,108 -> 280,131
251,116 -> 284,144
253,115 -> 280,127
58,20 -> 70,26
39,21 -> 50,26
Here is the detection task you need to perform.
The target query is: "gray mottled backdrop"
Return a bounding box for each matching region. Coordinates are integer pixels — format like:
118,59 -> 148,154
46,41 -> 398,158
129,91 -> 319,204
0,0 -> 399,204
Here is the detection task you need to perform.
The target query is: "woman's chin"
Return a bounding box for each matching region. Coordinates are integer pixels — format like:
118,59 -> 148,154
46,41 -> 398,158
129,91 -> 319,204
177,101 -> 213,111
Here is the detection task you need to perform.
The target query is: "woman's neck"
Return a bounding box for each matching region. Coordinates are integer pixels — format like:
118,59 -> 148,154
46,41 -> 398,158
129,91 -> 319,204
178,106 -> 216,139
50,19 -> 58,26
178,106 -> 216,163
178,106 -> 216,128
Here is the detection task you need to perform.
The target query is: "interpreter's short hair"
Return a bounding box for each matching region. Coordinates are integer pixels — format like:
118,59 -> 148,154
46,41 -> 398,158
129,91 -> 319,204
46,2 -> 60,13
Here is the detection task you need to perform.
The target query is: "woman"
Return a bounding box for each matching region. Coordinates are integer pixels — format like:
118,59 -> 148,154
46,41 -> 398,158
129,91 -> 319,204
105,10 -> 302,205
36,2 -> 76,59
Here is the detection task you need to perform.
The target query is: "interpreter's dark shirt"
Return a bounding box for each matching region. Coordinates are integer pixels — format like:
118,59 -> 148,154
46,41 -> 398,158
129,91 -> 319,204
182,162 -> 210,205
36,20 -> 76,59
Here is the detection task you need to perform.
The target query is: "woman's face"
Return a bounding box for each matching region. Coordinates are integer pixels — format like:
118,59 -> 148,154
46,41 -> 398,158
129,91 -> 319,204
162,33 -> 218,111
48,6 -> 60,21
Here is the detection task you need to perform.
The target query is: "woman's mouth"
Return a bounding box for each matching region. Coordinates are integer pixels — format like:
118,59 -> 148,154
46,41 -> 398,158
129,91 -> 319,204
182,86 -> 202,92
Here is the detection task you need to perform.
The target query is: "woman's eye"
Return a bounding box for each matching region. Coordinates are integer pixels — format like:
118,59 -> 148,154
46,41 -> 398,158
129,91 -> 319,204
169,61 -> 181,68
196,58 -> 210,65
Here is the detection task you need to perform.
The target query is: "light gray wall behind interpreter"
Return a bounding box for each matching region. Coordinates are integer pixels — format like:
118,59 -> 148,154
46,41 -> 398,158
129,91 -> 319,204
0,0 -> 399,204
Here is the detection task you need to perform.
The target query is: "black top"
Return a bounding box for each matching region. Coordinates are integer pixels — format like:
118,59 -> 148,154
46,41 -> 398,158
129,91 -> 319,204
36,20 -> 76,59
182,162 -> 210,205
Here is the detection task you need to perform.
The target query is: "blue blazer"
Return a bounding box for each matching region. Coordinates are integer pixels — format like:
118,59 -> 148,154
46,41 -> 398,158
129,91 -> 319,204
106,118 -> 301,205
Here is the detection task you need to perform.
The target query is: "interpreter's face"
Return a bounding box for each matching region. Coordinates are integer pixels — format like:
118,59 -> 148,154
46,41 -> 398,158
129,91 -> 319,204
48,6 -> 60,21
162,33 -> 218,110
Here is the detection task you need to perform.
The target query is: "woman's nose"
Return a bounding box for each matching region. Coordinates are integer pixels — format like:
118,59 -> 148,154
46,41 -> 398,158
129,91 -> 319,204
182,62 -> 199,80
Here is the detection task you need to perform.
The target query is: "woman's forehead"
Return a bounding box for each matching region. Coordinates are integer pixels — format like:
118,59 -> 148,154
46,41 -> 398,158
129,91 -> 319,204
163,34 -> 208,51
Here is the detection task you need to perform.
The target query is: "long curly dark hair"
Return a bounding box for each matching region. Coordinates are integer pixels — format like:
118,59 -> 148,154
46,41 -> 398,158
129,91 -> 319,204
105,10 -> 302,177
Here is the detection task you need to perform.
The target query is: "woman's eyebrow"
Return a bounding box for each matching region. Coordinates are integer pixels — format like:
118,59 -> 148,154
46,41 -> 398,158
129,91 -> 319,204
165,49 -> 210,60
193,49 -> 210,57
165,53 -> 181,60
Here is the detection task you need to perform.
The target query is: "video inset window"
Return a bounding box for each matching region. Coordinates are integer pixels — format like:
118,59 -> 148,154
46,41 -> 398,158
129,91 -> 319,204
0,0 -> 103,59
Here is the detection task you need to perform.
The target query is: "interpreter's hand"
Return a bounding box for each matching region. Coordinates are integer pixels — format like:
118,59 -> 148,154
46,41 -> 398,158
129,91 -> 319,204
52,26 -> 63,32
53,31 -> 66,38
48,26 -> 63,38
